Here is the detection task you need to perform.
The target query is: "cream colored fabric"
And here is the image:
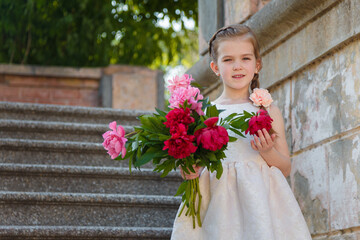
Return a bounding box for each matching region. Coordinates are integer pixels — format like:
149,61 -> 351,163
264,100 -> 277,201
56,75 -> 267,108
171,102 -> 312,240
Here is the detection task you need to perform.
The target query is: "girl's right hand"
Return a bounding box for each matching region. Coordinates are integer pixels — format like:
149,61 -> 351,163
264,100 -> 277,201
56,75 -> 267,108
179,165 -> 203,180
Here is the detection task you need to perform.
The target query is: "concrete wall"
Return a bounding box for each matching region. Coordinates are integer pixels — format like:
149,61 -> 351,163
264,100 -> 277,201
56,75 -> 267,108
0,64 -> 164,111
193,0 -> 360,238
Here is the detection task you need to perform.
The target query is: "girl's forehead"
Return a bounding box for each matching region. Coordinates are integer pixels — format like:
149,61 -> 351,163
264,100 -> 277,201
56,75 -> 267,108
217,37 -> 255,55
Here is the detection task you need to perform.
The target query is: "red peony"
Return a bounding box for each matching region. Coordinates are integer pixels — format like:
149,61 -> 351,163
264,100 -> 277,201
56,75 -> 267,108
164,108 -> 194,133
194,117 -> 229,151
245,109 -> 273,136
163,124 -> 197,159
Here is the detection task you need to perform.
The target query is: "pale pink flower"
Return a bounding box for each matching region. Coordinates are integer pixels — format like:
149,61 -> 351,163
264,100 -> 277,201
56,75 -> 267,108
169,86 -> 204,115
102,121 -> 127,159
167,74 -> 194,94
249,88 -> 273,108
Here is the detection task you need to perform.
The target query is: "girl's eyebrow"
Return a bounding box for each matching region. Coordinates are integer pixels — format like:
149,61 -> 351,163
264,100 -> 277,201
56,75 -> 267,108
221,53 -> 254,59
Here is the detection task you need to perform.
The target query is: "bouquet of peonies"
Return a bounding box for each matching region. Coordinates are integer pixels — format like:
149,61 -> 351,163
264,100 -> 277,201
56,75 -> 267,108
102,74 -> 274,228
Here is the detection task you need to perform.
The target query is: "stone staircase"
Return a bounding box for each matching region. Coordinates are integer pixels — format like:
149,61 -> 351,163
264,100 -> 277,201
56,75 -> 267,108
0,102 -> 182,239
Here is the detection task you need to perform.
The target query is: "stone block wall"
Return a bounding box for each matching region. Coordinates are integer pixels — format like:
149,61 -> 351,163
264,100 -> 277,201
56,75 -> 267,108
104,65 -> 163,111
193,0 -> 360,238
0,64 -> 164,111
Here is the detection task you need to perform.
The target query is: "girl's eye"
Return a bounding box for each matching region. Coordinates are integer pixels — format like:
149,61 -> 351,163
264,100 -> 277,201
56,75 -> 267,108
224,59 -> 231,62
243,58 -> 251,60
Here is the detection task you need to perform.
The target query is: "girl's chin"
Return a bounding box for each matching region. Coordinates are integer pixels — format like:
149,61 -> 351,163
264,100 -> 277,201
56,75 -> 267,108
226,84 -> 251,91
224,80 -> 252,88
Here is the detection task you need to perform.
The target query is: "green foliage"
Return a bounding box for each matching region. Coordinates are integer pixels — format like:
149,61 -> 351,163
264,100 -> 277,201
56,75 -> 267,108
0,0 -> 198,68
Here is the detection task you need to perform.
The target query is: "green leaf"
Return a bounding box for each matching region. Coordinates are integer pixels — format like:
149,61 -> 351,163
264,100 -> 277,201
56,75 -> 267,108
155,108 -> 167,117
190,81 -> 204,89
215,151 -> 226,160
230,118 -> 247,129
205,104 -> 219,118
229,127 -> 245,138
135,147 -> 166,167
228,136 -> 237,142
207,152 -> 217,162
175,181 -> 187,196
240,122 -> 250,132
193,123 -> 206,133
139,114 -> 167,134
159,158 -> 176,177
158,134 -> 171,141
185,180 -> 191,201
243,110 -> 255,118
131,141 -> 139,151
139,115 -> 157,132
223,112 -> 238,122
216,164 -> 223,179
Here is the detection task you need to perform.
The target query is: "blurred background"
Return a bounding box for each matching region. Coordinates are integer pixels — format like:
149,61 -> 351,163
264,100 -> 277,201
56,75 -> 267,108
0,0 -> 199,110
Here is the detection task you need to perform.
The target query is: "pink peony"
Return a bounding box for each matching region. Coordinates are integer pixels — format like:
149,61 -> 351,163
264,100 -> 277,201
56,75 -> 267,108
167,74 -> 194,94
194,117 -> 229,151
245,109 -> 273,136
169,86 -> 204,115
249,88 -> 273,108
102,121 -> 127,159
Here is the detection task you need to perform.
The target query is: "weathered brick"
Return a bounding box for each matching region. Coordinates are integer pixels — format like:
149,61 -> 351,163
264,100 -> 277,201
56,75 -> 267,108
52,88 -> 80,100
224,0 -> 255,25
328,133 -> 360,231
0,85 -> 21,98
20,87 -> 51,99
291,39 -> 360,152
269,79 -> 292,152
291,145 -> 330,235
112,71 -> 157,111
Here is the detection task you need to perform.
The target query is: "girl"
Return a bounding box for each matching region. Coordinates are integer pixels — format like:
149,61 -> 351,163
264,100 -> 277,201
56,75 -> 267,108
171,24 -> 312,240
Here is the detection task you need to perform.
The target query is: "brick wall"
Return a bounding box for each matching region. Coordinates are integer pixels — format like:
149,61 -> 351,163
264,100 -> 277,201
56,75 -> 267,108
0,64 -> 163,110
0,74 -> 100,107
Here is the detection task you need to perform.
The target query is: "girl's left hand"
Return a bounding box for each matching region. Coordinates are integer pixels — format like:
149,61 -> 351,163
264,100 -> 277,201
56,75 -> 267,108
251,128 -> 277,153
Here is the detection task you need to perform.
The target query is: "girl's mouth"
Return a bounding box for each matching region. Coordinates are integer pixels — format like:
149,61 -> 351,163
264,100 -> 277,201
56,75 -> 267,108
232,74 -> 245,79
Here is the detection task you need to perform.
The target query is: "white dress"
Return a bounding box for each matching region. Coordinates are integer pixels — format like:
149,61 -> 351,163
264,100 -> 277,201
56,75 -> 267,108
171,102 -> 312,240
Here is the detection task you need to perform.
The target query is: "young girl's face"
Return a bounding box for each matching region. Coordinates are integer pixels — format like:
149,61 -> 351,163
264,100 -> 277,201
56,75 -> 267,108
211,37 -> 260,93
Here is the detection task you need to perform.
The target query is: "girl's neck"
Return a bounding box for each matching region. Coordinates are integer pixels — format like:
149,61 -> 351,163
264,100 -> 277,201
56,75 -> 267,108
217,88 -> 251,104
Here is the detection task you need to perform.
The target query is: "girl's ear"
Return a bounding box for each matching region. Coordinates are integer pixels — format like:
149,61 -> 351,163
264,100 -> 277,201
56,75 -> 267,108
210,61 -> 219,76
255,59 -> 262,74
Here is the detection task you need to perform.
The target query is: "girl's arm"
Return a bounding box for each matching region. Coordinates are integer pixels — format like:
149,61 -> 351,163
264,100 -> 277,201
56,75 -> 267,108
250,104 -> 291,177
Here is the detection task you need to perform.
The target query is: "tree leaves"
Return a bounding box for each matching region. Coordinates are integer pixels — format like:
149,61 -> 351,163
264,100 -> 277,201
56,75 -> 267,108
0,0 -> 198,68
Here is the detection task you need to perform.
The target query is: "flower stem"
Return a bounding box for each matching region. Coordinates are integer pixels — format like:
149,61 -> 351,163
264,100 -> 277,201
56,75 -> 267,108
196,178 -> 202,227
176,177 -> 202,228
178,202 -> 186,218
191,179 -> 196,229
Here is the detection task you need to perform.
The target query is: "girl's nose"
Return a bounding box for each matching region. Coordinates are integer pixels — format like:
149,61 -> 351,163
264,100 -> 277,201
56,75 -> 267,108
233,62 -> 242,70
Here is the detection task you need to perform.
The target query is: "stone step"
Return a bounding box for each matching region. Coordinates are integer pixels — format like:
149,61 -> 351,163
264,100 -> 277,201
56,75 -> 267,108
0,163 -> 182,195
0,119 -> 133,143
0,225 -> 172,239
0,192 -> 181,228
0,138 -> 153,168
0,101 -> 151,125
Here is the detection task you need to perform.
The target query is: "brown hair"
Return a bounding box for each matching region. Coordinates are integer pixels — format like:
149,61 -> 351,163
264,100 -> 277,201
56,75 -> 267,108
208,24 -> 262,92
